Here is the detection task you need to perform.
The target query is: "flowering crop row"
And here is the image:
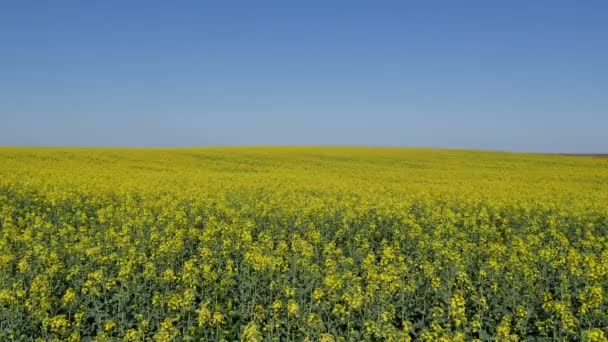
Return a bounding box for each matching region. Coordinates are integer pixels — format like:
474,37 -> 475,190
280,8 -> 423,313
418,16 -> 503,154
1,147 -> 607,341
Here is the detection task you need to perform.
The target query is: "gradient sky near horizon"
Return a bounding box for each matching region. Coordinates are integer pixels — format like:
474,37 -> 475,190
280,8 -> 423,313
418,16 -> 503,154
1,1 -> 607,152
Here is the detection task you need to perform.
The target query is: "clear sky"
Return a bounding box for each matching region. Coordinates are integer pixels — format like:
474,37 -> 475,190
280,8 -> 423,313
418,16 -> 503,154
1,1 -> 607,152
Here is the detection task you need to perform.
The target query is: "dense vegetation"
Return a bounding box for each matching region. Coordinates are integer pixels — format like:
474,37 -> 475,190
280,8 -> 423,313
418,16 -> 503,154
1,147 -> 607,341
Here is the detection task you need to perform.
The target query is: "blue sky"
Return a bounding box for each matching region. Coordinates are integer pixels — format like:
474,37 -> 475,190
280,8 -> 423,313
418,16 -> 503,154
1,1 -> 607,152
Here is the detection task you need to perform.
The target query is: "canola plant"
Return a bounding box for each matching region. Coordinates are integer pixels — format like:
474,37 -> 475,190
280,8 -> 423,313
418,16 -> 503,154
0,147 -> 607,341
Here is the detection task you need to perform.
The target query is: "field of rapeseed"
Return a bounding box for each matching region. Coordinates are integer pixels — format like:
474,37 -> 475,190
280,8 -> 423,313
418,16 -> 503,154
1,147 -> 607,341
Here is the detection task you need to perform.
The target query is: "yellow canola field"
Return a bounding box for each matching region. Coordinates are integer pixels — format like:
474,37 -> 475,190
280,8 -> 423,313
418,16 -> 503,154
1,147 -> 607,341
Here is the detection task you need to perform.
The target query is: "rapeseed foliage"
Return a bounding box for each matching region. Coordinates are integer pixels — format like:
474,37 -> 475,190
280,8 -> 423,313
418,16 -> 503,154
0,147 -> 607,340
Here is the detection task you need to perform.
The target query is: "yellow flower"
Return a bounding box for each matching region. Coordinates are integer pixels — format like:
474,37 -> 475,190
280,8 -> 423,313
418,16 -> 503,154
240,322 -> 262,342
582,328 -> 608,342
17,258 -> 29,273
68,331 -> 81,342
62,288 -> 77,306
272,300 -> 283,314
287,300 -> 299,317
162,268 -> 177,282
284,285 -> 295,297
320,333 -> 335,342
312,288 -> 324,302
104,320 -> 117,332
580,285 -> 604,314
196,303 -> 211,327
123,328 -> 143,342
449,292 -> 466,327
211,311 -> 225,326
44,315 -> 70,335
